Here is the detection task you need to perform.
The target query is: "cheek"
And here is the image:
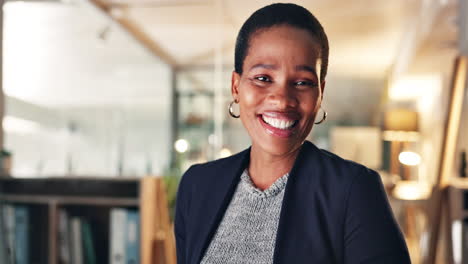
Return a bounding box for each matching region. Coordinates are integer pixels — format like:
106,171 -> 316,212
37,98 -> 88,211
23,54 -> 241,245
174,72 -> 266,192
301,95 -> 320,113
238,85 -> 262,114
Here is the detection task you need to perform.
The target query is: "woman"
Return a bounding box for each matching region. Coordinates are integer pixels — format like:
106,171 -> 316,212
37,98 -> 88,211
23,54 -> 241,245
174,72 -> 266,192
175,3 -> 410,264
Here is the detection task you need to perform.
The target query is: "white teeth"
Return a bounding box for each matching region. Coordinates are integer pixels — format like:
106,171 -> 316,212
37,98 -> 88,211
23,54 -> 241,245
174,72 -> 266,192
280,120 -> 286,128
262,116 -> 296,129
272,119 -> 280,128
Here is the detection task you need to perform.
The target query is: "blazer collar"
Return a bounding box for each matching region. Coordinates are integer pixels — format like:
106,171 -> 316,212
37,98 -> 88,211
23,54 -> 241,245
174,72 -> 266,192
194,146 -> 251,264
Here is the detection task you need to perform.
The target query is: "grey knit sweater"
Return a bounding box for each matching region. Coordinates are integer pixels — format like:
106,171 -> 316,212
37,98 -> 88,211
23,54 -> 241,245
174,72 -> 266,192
200,169 -> 289,264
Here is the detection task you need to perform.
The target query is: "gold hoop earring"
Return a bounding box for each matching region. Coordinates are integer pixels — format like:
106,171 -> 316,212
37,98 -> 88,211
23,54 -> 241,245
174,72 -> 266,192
229,100 -> 240,118
314,107 -> 327,124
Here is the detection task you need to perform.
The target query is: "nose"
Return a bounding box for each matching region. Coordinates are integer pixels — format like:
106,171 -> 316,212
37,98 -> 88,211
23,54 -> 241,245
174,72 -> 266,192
266,83 -> 298,109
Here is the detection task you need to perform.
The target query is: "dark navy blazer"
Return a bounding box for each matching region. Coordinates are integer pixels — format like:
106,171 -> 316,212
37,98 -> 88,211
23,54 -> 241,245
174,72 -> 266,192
174,141 -> 411,264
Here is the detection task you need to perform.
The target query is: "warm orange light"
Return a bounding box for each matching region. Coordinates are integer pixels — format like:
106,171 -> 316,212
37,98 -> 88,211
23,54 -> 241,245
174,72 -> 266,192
392,180 -> 431,200
398,151 -> 421,166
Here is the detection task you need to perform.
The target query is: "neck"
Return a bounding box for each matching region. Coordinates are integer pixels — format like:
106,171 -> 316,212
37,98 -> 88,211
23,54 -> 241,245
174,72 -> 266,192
247,144 -> 302,190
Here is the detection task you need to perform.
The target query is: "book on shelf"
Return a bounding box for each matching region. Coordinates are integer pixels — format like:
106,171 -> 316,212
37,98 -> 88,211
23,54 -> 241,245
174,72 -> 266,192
110,208 -> 141,264
0,204 -> 8,264
70,217 -> 83,264
126,209 -> 140,264
110,208 -> 127,264
15,205 -> 29,264
58,212 -> 98,264
0,204 -> 30,264
2,204 -> 15,264
58,209 -> 71,264
82,220 -> 96,264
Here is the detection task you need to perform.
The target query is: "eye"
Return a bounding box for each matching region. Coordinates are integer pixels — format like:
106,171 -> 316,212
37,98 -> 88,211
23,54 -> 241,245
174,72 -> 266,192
295,80 -> 317,88
254,76 -> 271,82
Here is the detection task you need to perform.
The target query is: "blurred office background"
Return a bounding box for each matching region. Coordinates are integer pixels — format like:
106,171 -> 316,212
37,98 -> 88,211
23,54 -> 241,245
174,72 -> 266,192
1,0 -> 468,263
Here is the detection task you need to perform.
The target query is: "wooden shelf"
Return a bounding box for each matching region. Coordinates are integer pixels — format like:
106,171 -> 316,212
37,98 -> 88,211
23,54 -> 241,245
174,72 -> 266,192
0,194 -> 139,206
450,177 -> 468,189
0,177 -> 139,198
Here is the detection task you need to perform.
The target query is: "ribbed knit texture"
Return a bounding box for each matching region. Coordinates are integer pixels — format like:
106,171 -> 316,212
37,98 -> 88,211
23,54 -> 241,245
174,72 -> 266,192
200,169 -> 289,264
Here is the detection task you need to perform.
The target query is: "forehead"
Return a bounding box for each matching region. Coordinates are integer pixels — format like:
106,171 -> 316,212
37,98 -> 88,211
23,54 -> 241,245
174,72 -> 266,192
245,25 -> 321,67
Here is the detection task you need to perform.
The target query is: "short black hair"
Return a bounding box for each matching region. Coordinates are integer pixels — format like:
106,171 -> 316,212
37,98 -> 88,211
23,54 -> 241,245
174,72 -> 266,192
234,3 -> 329,81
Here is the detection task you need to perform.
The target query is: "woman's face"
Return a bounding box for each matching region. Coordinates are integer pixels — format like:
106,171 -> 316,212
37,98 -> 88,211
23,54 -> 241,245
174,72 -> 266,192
232,25 -> 325,157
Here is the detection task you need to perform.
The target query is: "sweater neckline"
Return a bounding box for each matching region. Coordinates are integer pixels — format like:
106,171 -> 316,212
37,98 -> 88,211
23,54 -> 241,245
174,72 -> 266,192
240,169 -> 289,198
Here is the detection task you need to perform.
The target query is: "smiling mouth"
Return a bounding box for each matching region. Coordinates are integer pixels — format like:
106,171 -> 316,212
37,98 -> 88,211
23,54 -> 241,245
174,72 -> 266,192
260,115 -> 298,130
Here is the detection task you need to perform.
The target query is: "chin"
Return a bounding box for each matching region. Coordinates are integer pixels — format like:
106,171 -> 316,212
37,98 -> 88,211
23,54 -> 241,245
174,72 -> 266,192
256,136 -> 304,157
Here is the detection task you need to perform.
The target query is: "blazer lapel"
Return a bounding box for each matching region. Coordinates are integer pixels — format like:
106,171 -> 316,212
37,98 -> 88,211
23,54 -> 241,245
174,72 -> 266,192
272,141 -> 321,264
192,147 -> 251,264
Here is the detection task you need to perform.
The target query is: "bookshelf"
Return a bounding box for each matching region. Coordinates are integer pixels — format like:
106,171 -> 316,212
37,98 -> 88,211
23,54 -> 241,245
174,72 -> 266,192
426,56 -> 468,264
0,176 -> 176,264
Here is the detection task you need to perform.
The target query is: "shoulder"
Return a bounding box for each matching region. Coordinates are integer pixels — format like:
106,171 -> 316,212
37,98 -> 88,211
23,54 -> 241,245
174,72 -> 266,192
322,147 -> 376,176
305,143 -> 386,210
300,141 -> 380,189
303,140 -> 375,176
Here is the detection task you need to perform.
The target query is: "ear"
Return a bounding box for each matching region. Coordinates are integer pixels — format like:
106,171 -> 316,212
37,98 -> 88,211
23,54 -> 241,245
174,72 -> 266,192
231,71 -> 241,101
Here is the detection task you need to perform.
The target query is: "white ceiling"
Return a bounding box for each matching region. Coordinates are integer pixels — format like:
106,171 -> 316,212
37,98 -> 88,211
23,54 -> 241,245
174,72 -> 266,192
120,0 -> 419,77
3,0 -> 171,107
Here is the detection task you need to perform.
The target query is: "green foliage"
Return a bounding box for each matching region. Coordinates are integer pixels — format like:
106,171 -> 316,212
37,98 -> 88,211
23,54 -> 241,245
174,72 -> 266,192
0,150 -> 11,157
162,170 -> 182,222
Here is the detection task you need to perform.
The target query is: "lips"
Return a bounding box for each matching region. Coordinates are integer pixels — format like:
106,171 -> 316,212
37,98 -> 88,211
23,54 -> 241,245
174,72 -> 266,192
258,111 -> 300,138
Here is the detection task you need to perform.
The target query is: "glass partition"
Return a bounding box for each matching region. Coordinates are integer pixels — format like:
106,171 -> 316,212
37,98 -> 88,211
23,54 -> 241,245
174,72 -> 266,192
3,0 -> 172,177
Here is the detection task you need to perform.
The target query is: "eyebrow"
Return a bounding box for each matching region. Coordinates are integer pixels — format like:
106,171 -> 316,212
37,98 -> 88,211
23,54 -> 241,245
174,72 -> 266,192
295,65 -> 316,74
249,63 -> 317,74
249,64 -> 278,71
